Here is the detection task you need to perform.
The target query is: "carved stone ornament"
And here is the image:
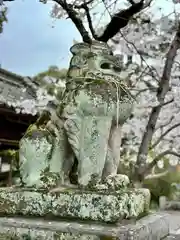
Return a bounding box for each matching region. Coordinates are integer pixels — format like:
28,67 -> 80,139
18,41 -> 135,189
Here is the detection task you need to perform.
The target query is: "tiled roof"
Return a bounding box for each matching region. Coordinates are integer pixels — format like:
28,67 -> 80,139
0,68 -> 38,114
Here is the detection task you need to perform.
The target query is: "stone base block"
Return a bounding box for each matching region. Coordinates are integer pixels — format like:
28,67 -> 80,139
0,187 -> 150,223
0,212 -> 170,239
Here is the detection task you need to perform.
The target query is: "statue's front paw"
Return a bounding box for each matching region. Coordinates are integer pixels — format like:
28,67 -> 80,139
103,174 -> 130,191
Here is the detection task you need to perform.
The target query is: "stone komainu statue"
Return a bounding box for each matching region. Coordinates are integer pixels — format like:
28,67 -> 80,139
19,41 -> 134,190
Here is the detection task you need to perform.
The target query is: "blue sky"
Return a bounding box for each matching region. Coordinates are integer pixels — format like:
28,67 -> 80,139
0,0 -> 81,76
0,0 -> 178,77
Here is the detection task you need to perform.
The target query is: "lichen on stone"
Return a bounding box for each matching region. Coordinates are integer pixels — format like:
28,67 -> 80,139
0,187 -> 150,223
103,174 -> 130,190
0,226 -> 101,240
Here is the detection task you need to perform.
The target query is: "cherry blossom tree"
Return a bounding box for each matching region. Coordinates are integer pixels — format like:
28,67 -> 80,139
42,0 -> 180,183
37,0 -> 180,183
108,1 -> 180,182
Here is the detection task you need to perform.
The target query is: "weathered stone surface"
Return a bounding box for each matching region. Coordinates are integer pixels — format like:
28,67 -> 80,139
0,187 -> 149,223
0,212 -> 170,240
165,230 -> 180,240
162,210 -> 180,239
18,41 -> 135,189
0,216 -> 122,239
0,226 -> 99,240
19,126 -> 73,188
125,212 -> 170,240
164,201 -> 180,211
5,40 -> 158,240
165,235 -> 180,240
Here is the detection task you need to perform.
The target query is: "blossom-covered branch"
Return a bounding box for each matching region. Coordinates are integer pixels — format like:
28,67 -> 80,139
136,21 -> 180,180
54,0 -> 92,43
151,123 -> 180,149
97,0 -> 145,42
51,0 -> 147,43
74,0 -> 98,40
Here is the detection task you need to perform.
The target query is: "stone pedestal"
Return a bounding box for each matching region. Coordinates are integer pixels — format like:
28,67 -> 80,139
0,187 -> 171,239
0,187 -> 149,223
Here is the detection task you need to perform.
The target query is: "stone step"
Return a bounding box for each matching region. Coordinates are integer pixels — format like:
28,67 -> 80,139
163,210 -> 180,240
0,212 -> 170,239
166,228 -> 180,239
163,211 -> 180,232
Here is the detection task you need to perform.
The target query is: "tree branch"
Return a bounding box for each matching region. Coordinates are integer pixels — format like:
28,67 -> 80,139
128,0 -> 153,9
54,0 -> 92,44
74,0 -> 147,42
157,97 -> 174,107
145,150 -> 180,175
145,170 -> 169,180
136,21 -> 180,181
127,0 -> 135,4
151,123 -> 180,149
155,115 -> 174,132
134,87 -> 156,97
142,0 -> 153,9
142,79 -> 157,90
97,0 -> 145,42
74,0 -> 99,40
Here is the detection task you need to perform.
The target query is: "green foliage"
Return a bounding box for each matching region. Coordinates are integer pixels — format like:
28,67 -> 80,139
0,149 -> 19,171
143,174 -> 179,203
119,148 -> 180,204
143,157 -> 180,203
34,65 -> 67,99
34,65 -> 67,84
0,6 -> 7,33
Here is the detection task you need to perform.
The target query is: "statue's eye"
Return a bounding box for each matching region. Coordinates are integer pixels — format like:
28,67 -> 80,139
100,62 -> 111,69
